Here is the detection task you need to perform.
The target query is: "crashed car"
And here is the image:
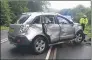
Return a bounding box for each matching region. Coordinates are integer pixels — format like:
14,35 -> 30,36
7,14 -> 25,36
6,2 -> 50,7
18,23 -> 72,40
8,12 -> 85,54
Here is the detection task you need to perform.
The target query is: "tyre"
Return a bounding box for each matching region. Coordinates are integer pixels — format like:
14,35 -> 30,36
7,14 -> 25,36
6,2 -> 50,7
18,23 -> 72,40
73,30 -> 85,44
31,36 -> 48,54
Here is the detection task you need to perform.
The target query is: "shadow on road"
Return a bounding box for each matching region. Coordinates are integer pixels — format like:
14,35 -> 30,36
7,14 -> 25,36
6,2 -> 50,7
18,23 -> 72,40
10,46 -> 34,55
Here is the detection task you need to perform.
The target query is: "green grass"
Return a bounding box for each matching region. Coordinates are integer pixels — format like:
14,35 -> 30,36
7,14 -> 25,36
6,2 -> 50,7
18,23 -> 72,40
84,25 -> 92,38
0,26 -> 9,30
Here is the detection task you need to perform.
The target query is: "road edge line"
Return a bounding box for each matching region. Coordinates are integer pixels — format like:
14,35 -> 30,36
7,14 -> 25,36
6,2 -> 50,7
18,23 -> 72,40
53,48 -> 57,60
1,38 -> 7,41
45,46 -> 52,60
1,38 -> 8,43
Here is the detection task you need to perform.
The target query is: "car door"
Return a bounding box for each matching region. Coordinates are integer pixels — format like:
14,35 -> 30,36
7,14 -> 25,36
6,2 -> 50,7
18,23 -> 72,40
43,15 -> 60,43
28,16 -> 43,39
56,15 -> 75,40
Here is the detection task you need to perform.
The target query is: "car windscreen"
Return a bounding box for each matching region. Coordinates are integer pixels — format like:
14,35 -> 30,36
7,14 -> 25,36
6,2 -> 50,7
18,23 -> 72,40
18,14 -> 30,24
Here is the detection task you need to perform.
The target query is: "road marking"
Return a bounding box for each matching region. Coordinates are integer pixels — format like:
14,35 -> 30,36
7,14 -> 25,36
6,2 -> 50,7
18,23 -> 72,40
45,46 -> 52,60
1,38 -> 8,43
53,48 -> 57,59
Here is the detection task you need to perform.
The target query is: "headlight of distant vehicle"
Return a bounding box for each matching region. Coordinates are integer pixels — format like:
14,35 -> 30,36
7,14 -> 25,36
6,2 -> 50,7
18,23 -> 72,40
20,25 -> 29,33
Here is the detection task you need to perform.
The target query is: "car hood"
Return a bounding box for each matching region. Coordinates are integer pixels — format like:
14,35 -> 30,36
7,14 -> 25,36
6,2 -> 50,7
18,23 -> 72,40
74,23 -> 81,27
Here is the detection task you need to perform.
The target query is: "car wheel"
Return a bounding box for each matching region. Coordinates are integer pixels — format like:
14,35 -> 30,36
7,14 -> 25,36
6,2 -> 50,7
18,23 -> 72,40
73,31 -> 84,44
32,36 -> 48,54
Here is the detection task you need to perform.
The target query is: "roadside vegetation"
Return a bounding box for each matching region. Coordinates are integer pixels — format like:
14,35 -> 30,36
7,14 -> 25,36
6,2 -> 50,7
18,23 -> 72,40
0,0 -> 49,29
84,25 -> 92,38
1,26 -> 9,30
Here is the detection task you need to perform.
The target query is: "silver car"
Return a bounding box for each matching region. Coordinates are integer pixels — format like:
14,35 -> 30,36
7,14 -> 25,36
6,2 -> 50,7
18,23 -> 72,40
8,12 -> 85,54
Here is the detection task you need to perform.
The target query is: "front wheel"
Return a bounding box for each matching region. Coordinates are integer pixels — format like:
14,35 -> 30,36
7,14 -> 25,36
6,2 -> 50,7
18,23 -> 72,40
73,31 -> 85,44
31,36 -> 48,54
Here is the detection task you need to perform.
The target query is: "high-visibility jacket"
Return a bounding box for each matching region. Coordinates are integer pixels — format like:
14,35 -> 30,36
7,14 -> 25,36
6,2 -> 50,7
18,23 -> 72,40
79,18 -> 88,25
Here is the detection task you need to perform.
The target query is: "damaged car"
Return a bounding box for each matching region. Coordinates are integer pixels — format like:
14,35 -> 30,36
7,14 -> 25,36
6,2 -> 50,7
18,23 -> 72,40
8,12 -> 85,54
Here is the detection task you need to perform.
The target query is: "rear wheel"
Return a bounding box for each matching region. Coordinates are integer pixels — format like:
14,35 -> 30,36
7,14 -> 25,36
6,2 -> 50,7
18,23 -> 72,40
32,36 -> 48,54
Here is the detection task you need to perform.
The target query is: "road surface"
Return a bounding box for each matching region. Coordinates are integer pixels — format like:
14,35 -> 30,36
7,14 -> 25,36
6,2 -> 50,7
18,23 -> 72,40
1,30 -> 91,60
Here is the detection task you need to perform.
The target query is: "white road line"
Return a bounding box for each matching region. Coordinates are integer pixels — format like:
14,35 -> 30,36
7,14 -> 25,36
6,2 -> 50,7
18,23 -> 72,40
45,46 -> 52,60
53,48 -> 57,59
1,38 -> 7,41
1,38 -> 8,43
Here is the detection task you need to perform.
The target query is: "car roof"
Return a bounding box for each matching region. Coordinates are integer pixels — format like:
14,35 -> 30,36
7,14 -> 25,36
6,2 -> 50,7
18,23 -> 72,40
22,12 -> 60,16
22,12 -> 71,21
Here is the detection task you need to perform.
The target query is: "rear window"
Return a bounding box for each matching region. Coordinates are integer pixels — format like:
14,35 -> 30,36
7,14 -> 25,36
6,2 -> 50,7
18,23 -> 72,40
18,14 -> 30,24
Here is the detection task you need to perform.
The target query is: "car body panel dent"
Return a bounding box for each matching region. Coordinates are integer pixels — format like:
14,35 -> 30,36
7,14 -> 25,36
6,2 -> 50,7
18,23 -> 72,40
25,24 -> 43,41
8,12 -> 83,46
46,24 -> 60,42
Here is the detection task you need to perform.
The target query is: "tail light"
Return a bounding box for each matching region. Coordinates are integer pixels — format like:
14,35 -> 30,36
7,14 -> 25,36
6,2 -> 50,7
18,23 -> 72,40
20,25 -> 29,33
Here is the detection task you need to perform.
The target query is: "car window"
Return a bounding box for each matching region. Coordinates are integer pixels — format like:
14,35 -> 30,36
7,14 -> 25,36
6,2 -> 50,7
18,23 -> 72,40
18,14 -> 30,24
44,15 -> 55,24
32,16 -> 41,24
57,16 -> 69,24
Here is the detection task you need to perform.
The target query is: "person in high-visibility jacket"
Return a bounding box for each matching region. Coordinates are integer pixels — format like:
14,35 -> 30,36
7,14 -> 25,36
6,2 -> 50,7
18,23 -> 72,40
79,15 -> 88,31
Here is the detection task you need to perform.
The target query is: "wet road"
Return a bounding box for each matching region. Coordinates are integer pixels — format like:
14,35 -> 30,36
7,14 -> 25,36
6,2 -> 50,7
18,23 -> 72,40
56,43 -> 91,59
1,41 -> 48,59
1,30 -> 8,40
1,30 -> 48,59
1,30 -> 91,59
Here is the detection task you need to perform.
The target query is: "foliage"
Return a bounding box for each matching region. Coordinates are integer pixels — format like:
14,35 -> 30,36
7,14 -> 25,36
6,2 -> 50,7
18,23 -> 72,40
0,0 -> 12,26
0,0 -> 49,26
9,0 -> 29,24
27,1 -> 49,12
59,5 -> 91,25
84,25 -> 92,38
1,26 -> 9,30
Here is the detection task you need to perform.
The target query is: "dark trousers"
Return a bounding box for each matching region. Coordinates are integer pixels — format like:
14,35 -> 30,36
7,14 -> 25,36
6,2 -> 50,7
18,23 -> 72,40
81,24 -> 85,31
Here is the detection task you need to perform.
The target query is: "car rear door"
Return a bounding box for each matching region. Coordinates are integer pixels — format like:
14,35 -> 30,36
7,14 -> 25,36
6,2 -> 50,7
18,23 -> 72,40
42,15 -> 60,43
56,15 -> 75,40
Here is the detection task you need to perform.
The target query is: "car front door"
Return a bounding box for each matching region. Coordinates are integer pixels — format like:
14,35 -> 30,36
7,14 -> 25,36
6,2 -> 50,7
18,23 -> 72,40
56,15 -> 75,40
43,15 -> 60,43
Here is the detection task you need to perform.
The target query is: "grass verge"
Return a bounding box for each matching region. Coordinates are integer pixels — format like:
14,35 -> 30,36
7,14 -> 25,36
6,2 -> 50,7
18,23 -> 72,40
0,26 -> 9,31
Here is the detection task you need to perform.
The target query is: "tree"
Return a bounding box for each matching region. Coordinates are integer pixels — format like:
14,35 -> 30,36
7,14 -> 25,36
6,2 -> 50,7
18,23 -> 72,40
0,0 -> 49,25
85,8 -> 91,25
27,1 -> 49,12
9,0 -> 49,23
1,0 -> 12,26
72,5 -> 87,22
59,9 -> 72,16
59,5 -> 91,25
9,0 -> 29,23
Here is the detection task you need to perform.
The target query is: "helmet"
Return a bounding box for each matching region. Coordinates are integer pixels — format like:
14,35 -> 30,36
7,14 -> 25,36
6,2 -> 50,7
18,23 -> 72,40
83,15 -> 87,17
